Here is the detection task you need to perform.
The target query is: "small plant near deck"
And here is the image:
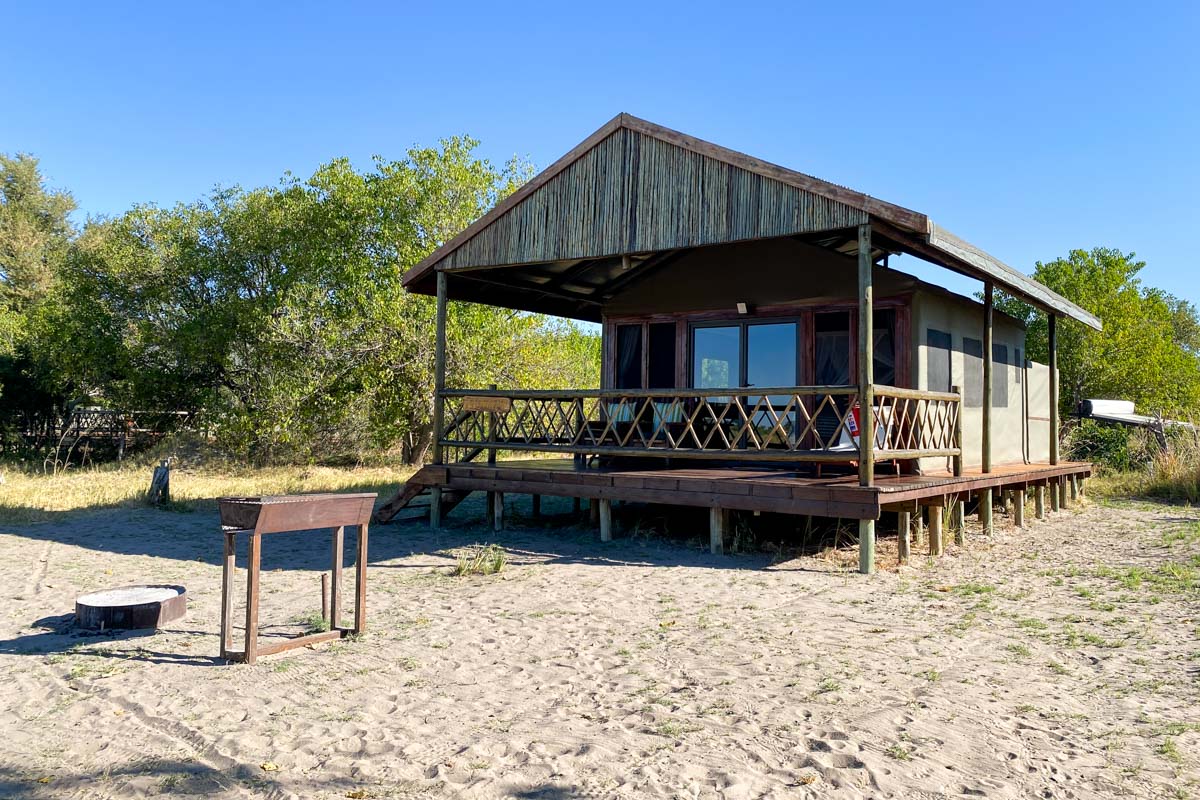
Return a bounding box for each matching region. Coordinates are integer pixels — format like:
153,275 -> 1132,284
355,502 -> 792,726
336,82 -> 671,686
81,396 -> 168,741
1157,737 -> 1183,764
1005,643 -> 1033,659
953,582 -> 996,597
452,543 -> 507,576
653,719 -> 701,738
296,610 -> 330,634
885,743 -> 913,761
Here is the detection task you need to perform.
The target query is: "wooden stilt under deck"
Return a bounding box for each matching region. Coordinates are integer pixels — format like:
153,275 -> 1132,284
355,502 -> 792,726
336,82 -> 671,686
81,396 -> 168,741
531,494 -> 541,519
979,488 -> 994,536
492,491 -> 505,532
1051,478 -> 1061,512
429,487 -> 442,529
599,499 -> 612,542
710,507 -> 728,555
1013,488 -> 1026,528
952,494 -> 966,546
859,520 -> 875,574
928,505 -> 944,557
1035,484 -> 1046,519
898,510 -> 911,565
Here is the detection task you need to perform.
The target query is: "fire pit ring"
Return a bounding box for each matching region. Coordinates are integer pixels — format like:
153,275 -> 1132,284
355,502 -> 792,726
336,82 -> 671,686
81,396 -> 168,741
75,584 -> 187,631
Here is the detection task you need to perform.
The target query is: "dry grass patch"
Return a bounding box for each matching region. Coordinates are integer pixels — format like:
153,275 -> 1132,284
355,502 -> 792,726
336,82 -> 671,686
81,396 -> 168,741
0,463 -> 411,523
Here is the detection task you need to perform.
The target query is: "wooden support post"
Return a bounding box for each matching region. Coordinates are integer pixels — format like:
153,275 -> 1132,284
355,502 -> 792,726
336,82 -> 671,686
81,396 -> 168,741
221,530 -> 236,659
487,383 -> 497,467
857,223 -> 874,488
433,270 -> 447,467
1050,478 -> 1061,512
1060,478 -> 1069,509
330,526 -> 344,629
1035,484 -> 1046,519
1013,489 -> 1026,528
951,384 -> 963,476
354,523 -> 368,633
573,497 -> 582,516
859,519 -> 876,574
485,490 -> 496,527
1049,314 -> 1059,465
983,282 -> 993,474
979,488 -> 993,536
709,507 -> 728,555
1069,475 -> 1079,503
897,510 -> 911,565
429,487 -> 442,529
244,532 -> 261,665
953,494 -> 966,546
492,491 -> 504,532
320,573 -> 329,626
589,498 -> 600,525
531,494 -> 541,520
599,499 -> 612,542
929,506 -> 944,557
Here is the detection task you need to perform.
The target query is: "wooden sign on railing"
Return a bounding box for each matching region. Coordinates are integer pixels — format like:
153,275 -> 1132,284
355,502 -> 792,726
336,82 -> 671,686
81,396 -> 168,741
461,395 -> 513,414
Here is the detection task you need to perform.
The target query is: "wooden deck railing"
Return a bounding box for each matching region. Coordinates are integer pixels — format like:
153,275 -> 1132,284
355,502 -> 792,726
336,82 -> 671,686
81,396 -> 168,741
438,385 -> 961,465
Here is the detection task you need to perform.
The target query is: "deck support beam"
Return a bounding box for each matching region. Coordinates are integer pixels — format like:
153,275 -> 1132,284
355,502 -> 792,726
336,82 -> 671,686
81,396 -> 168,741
858,519 -> 875,574
897,510 -> 911,565
1013,488 -> 1026,528
492,491 -> 504,532
429,487 -> 442,529
928,505 -> 944,557
599,499 -> 612,542
979,488 -> 993,536
952,494 -> 966,546
710,507 -> 728,555
857,223 -> 874,488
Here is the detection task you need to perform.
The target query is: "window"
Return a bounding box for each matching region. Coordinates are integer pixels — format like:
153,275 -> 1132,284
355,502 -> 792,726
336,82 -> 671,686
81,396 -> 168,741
926,329 -> 952,392
992,343 -> 1009,407
615,324 -> 643,390
647,323 -> 676,390
613,322 -> 677,390
747,323 -> 798,389
814,312 -> 851,385
873,309 -> 897,386
692,326 -> 741,388
962,337 -> 983,408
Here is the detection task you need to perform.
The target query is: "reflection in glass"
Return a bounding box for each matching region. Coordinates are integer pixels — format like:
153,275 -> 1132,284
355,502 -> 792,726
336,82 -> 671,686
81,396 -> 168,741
747,323 -> 797,446
692,326 -> 740,388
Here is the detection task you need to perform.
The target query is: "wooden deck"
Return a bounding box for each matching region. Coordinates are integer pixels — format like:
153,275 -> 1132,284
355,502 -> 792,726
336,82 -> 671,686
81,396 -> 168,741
409,458 -> 1092,521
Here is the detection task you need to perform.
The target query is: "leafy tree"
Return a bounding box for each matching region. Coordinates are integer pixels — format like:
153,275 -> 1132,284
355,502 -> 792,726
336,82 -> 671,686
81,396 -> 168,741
0,154 -> 76,446
993,248 -> 1200,416
44,139 -> 599,464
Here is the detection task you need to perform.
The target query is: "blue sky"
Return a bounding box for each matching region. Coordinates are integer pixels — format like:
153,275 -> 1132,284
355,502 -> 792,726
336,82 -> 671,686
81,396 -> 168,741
3,1 -> 1198,303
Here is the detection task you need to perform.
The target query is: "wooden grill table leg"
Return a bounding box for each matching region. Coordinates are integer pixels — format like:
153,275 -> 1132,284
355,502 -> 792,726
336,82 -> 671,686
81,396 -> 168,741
217,493 -> 377,664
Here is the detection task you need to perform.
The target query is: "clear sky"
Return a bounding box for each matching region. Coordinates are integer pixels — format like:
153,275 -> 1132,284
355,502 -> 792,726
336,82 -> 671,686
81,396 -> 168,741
3,1 -> 1198,303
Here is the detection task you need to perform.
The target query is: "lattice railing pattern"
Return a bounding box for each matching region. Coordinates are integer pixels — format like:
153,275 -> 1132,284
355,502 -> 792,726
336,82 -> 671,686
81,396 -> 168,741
439,386 -> 960,463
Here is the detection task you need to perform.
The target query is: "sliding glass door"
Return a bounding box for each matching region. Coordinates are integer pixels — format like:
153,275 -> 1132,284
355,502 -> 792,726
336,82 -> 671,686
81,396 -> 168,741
691,321 -> 799,446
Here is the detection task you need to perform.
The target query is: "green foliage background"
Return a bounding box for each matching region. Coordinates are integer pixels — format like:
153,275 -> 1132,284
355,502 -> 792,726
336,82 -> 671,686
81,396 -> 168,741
1,142 -> 599,464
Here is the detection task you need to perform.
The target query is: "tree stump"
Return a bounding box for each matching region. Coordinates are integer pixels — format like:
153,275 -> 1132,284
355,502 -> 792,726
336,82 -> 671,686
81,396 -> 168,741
147,459 -> 171,505
75,585 -> 187,630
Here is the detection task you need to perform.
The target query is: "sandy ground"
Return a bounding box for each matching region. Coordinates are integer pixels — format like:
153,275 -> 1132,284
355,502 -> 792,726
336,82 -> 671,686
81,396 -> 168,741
0,492 -> 1198,799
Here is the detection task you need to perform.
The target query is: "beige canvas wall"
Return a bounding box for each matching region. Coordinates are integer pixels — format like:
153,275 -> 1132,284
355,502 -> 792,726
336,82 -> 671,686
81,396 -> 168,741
912,290 -> 1030,472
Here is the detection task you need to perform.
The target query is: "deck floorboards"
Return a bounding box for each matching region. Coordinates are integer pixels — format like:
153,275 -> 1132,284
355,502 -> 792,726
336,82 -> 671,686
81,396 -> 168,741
412,458 -> 1091,520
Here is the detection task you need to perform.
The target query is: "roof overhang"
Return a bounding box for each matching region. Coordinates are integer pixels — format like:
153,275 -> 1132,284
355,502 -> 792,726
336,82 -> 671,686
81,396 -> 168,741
401,113 -> 1101,331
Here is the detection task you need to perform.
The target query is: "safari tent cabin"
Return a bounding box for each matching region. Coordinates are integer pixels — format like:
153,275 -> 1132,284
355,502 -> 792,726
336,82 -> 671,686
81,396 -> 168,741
385,113 -> 1099,573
